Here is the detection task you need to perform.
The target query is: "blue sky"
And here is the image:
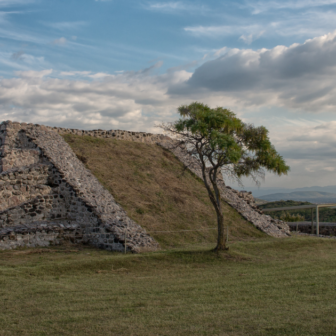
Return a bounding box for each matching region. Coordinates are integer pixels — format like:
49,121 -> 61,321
3,0 -> 336,74
2,0 -> 336,189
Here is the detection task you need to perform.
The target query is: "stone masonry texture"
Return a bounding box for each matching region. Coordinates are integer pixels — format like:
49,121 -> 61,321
0,121 -> 290,251
0,121 -> 159,252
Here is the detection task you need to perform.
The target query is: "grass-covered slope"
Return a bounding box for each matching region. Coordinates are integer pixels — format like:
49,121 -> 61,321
63,135 -> 265,247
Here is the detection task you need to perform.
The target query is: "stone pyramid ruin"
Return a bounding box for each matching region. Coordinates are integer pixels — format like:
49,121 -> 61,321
0,121 -> 290,252
0,121 -> 159,252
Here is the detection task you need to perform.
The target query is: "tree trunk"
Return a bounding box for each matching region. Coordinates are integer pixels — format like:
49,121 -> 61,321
214,211 -> 227,251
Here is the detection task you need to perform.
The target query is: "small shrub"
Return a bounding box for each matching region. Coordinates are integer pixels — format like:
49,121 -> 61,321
136,208 -> 144,215
280,211 -> 304,222
76,154 -> 88,164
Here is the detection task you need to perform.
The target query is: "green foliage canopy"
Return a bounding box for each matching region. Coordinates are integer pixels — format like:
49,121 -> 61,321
162,102 -> 290,250
174,102 -> 289,182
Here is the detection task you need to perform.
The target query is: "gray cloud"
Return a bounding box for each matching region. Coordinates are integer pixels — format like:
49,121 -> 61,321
5,32 -> 336,132
231,118 -> 336,188
0,67 -> 192,132
168,31 -> 336,112
2,32 -> 336,188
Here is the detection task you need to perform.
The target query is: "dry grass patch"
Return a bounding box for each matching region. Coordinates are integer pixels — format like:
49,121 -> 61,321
63,134 -> 265,248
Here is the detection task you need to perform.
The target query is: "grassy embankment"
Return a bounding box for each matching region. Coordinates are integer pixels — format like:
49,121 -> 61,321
259,200 -> 336,222
1,237 -> 336,335
1,136 -> 336,335
62,134 -> 265,248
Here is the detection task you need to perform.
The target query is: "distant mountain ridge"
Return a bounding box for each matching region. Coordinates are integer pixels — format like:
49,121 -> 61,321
258,191 -> 336,203
234,185 -> 336,198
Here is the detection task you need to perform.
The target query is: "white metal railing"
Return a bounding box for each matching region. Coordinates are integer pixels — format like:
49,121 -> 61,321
262,203 -> 336,236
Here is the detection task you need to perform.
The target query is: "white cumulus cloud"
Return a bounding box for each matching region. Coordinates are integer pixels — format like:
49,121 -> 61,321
171,30 -> 336,112
1,32 -> 336,188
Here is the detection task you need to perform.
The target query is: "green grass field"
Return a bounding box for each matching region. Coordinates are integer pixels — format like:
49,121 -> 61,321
1,236 -> 336,336
1,136 -> 332,335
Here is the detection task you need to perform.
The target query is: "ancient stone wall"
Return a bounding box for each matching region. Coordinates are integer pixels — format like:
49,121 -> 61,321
0,192 -> 98,228
0,221 -> 86,250
0,149 -> 40,172
0,124 -> 41,172
0,165 -> 50,211
0,121 -> 159,252
48,126 -> 168,144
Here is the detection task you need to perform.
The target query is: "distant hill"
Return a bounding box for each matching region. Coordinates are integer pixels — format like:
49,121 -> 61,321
259,200 -> 336,222
254,198 -> 269,205
292,185 -> 336,193
234,185 -> 336,198
258,191 -> 336,203
259,200 -> 312,209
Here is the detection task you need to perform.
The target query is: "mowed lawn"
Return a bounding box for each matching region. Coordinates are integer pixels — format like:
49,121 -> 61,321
1,237 -> 336,335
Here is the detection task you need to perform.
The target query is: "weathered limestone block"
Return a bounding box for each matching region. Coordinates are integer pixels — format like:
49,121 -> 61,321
0,165 -> 50,211
0,149 -> 40,172
0,219 -> 133,252
51,126 -> 170,145
0,221 -> 81,250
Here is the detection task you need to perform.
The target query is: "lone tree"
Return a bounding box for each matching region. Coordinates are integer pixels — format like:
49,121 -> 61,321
161,102 -> 289,251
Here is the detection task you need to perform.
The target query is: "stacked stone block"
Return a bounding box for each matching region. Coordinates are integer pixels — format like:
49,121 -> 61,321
0,165 -> 51,211
0,121 -> 159,252
0,222 -> 82,250
48,127 -> 169,143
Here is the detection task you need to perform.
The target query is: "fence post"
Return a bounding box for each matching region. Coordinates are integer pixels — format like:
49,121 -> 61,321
124,230 -> 127,254
311,208 -> 314,234
316,206 -> 319,236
